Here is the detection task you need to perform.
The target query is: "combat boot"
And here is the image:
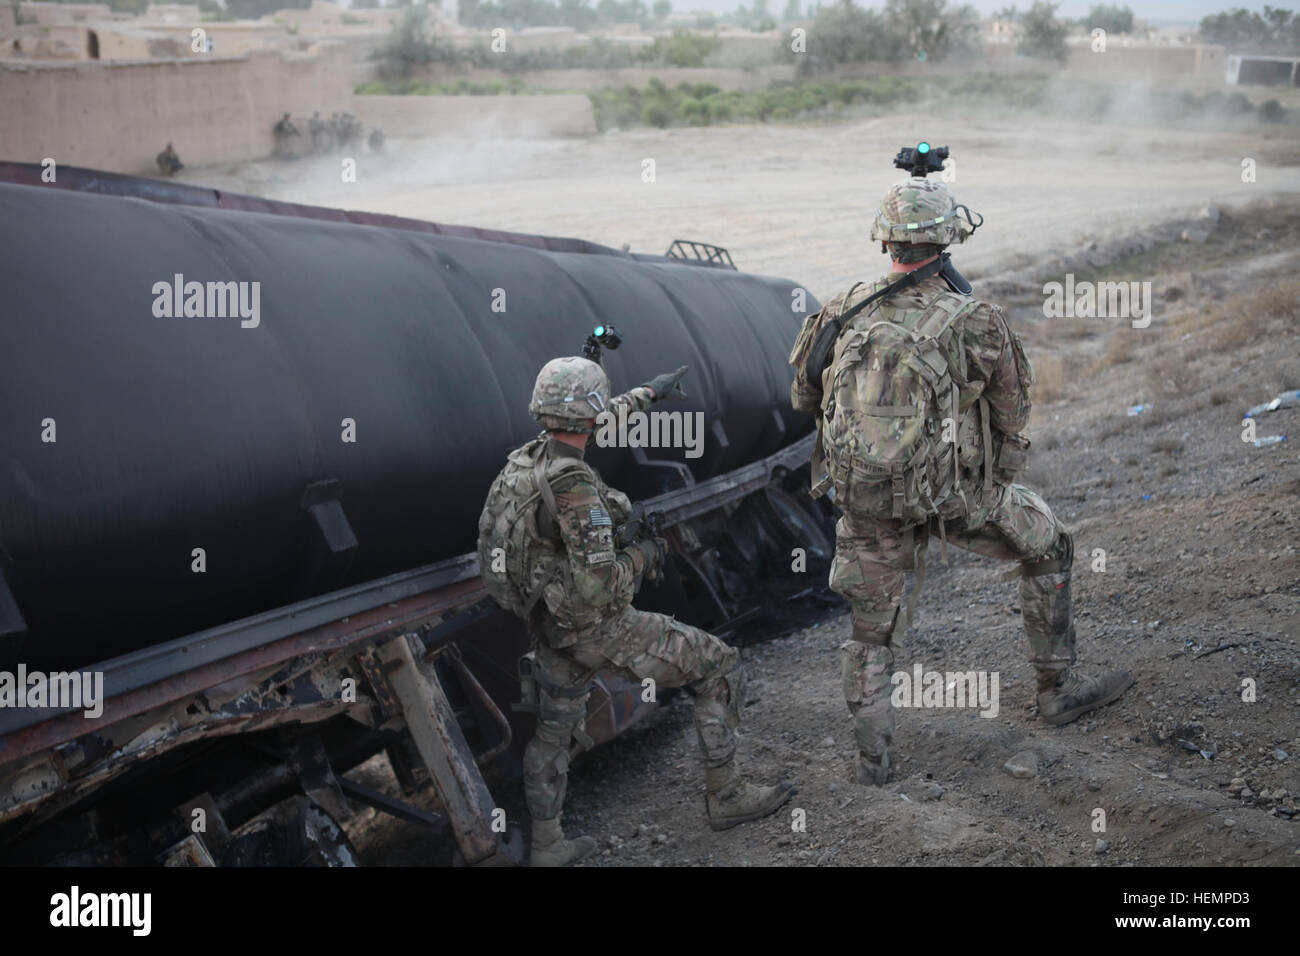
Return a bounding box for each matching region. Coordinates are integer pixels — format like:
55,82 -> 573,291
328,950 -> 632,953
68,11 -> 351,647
853,749 -> 891,786
530,816 -> 597,867
704,763 -> 796,831
1036,666 -> 1133,726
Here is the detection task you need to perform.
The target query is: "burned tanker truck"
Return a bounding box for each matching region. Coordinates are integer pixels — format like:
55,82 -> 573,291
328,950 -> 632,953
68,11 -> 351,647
0,163 -> 833,866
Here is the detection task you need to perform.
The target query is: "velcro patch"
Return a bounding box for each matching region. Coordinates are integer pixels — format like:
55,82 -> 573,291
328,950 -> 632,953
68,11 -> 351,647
588,506 -> 613,527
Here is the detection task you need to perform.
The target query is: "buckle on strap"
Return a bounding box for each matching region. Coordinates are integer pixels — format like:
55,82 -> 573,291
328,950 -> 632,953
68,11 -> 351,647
891,470 -> 905,518
1021,556 -> 1070,577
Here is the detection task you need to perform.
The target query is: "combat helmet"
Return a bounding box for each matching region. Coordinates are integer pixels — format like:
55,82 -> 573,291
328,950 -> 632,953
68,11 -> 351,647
870,177 -> 977,251
529,356 -> 610,434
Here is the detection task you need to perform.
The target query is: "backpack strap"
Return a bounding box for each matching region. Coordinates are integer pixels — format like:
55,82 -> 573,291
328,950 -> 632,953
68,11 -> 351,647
522,451 -> 585,620
803,253 -> 952,393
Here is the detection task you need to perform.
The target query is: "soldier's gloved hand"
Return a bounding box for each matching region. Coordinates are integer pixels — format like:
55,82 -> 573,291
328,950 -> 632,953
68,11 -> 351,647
626,537 -> 666,584
643,366 -> 689,402
647,536 -> 669,582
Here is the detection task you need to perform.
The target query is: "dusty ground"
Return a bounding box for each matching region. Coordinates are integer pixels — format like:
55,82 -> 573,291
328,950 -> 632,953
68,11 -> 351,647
180,109 -> 1300,307
545,201 -> 1300,868
285,100 -> 1300,866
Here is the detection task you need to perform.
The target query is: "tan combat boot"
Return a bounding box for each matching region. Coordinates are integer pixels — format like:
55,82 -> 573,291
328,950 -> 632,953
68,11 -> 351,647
1036,666 -> 1134,726
853,749 -> 891,786
530,816 -> 597,867
704,763 -> 797,831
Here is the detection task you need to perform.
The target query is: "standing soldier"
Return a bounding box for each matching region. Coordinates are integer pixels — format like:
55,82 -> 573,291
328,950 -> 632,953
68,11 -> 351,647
309,112 -> 325,154
155,142 -> 182,176
789,175 -> 1132,786
272,112 -> 300,159
478,357 -> 795,867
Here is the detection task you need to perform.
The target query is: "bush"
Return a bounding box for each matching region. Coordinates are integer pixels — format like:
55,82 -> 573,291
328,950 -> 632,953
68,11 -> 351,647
1017,1 -> 1069,62
642,103 -> 673,127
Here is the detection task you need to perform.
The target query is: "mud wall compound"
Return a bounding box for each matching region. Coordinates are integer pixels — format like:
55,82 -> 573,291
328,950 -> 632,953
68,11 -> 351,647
0,180 -> 814,670
0,44 -> 353,174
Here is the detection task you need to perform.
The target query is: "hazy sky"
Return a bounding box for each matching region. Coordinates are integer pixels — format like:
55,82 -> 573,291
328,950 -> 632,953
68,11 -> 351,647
669,1 -> 1281,25
427,1 -> 1289,28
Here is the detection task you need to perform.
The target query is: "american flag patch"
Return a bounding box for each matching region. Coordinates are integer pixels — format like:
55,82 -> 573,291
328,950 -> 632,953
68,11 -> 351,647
589,506 -> 613,527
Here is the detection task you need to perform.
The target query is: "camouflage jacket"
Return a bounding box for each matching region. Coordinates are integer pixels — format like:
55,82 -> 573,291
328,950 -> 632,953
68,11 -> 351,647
790,273 -> 1035,485
514,387 -> 656,643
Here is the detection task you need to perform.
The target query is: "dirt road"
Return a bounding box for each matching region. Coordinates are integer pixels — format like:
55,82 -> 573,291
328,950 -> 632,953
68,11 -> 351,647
197,111 -> 1300,304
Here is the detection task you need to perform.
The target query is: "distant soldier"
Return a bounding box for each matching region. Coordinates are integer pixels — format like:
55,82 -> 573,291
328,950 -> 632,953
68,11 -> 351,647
478,357 -> 795,867
272,112 -> 300,159
155,142 -> 182,177
328,113 -> 344,152
340,112 -> 362,150
309,112 -> 325,154
367,127 -> 385,153
789,176 -> 1133,786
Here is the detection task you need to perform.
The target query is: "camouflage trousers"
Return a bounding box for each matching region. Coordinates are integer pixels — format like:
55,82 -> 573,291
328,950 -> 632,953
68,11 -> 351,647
830,482 -> 1076,758
524,606 -> 744,822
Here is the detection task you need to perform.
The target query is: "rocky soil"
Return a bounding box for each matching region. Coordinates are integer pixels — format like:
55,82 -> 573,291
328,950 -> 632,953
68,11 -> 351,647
331,111 -> 1299,868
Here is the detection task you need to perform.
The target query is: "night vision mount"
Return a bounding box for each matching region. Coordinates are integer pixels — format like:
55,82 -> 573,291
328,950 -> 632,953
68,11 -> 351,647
582,324 -> 623,363
894,142 -> 949,177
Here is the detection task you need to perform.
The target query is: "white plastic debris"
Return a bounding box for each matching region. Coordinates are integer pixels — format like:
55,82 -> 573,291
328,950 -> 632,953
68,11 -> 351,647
1244,390 -> 1300,418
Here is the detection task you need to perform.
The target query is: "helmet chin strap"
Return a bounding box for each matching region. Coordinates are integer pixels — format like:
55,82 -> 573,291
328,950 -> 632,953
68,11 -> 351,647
953,204 -> 983,234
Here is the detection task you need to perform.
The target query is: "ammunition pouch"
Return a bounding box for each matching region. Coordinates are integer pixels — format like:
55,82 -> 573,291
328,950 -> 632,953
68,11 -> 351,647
514,651 -> 539,714
993,433 -> 1030,484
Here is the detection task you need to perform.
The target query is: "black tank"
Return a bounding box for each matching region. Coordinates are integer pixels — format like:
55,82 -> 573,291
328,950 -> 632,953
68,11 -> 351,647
0,178 -> 816,669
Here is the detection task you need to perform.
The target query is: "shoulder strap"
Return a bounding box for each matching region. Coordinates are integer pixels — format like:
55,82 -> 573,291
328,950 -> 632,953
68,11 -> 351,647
521,452 -> 583,620
533,454 -> 560,535
804,254 -> 952,390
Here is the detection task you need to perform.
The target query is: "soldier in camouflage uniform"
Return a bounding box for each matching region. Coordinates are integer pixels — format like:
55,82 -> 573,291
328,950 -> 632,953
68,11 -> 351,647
479,357 -> 795,866
790,178 -> 1132,786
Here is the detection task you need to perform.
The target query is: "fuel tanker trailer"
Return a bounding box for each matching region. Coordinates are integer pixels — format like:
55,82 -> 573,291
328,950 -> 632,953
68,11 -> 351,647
0,164 -> 833,865
0,166 -> 824,668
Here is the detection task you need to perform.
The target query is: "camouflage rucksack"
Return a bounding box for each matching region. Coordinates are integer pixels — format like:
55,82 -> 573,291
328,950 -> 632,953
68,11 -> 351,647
477,440 -> 585,622
817,283 -> 981,522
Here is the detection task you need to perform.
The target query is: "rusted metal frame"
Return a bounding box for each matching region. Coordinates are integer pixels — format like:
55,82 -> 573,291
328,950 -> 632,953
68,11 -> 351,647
336,776 -> 446,833
0,553 -> 481,740
441,644 -> 513,766
640,431 -> 816,527
0,577 -> 485,770
0,693 -> 353,831
374,634 -> 501,865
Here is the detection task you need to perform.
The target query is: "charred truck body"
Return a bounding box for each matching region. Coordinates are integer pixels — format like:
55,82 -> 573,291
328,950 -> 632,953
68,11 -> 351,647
0,164 -> 832,865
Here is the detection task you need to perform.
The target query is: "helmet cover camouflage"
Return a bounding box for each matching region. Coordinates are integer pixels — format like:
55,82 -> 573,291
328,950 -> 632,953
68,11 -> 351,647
529,356 -> 610,433
870,178 -> 974,247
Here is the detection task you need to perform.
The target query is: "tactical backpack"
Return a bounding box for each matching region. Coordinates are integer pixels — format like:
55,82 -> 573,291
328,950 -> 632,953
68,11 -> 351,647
812,278 -> 990,524
477,442 -> 585,623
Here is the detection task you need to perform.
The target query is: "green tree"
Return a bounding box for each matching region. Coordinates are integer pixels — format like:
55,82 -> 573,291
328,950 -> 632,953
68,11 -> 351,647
1085,4 -> 1133,35
653,0 -> 671,19
886,0 -> 979,60
1017,1 -> 1068,61
372,3 -> 456,80
1199,6 -> 1299,52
